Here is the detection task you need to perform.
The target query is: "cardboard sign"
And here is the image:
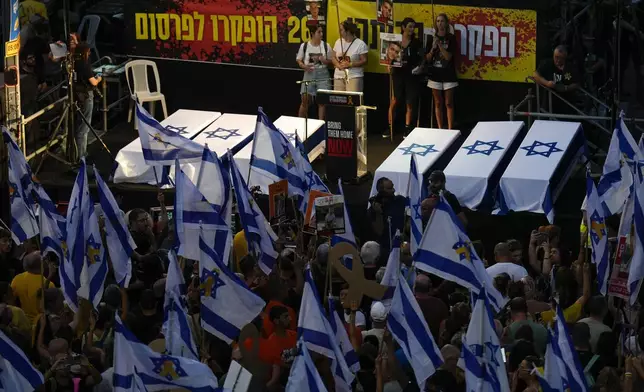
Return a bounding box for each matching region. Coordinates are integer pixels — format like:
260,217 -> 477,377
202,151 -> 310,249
314,195 -> 346,234
304,189 -> 331,228
306,0 -> 325,26
376,0 -> 394,26
268,180 -> 288,221
608,236 -> 630,300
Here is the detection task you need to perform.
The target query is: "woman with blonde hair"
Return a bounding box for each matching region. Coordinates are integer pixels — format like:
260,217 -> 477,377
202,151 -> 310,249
425,13 -> 458,129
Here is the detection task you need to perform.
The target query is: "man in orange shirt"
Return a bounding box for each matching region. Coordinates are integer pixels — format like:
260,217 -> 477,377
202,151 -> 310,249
262,277 -> 297,338
265,306 -> 297,390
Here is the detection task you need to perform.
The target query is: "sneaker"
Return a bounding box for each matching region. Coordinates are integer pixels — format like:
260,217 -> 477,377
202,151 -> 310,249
382,128 -> 391,138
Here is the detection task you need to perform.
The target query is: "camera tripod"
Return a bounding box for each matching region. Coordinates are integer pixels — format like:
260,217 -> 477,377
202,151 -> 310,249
34,53 -> 112,175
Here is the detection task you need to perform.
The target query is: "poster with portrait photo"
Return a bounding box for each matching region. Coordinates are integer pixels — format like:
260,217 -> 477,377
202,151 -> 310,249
269,180 -> 288,222
306,0 -> 325,26
376,0 -> 394,26
380,33 -> 403,67
314,195 -> 345,235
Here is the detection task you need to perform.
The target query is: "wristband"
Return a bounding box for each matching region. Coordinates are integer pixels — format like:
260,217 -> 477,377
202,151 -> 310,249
625,372 -> 633,378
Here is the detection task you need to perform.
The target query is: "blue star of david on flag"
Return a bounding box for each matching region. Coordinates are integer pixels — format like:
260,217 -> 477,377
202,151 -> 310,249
398,143 -> 439,157
469,342 -> 501,367
285,133 -> 297,142
204,128 -> 241,140
462,140 -> 504,156
151,355 -> 188,381
165,125 -> 188,135
201,268 -> 226,299
412,201 -> 422,220
280,145 -> 296,170
69,198 -> 80,225
521,141 -> 563,157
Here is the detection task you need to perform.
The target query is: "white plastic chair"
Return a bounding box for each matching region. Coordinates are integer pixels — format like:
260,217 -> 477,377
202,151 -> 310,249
125,60 -> 168,129
77,15 -> 101,63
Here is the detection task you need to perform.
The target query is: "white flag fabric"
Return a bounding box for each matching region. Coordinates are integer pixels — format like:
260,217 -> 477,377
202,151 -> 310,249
62,158 -> 91,312
536,329 -> 566,392
327,297 -> 360,373
585,171 -> 610,295
195,147 -> 233,265
597,117 -> 641,215
136,103 -> 203,165
34,183 -> 66,265
407,153 -> 423,255
113,314 -> 221,391
199,233 -> 265,344
3,127 -> 38,243
95,166 -> 135,287
229,150 -> 278,274
387,273 -> 443,390
77,202 -> 108,309
249,108 -> 307,200
553,304 -> 589,392
174,159 -> 227,262
629,160 -> 644,304
0,328 -> 44,391
285,341 -> 328,392
459,289 -> 509,392
415,195 -> 507,312
380,230 -> 402,311
298,268 -> 354,391
163,250 -> 198,360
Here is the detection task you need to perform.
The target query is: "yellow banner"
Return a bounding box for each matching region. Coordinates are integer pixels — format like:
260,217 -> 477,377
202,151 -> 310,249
5,38 -> 20,57
326,1 -> 537,83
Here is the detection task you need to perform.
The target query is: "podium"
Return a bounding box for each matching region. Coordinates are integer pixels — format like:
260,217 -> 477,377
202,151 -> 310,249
317,89 -> 368,182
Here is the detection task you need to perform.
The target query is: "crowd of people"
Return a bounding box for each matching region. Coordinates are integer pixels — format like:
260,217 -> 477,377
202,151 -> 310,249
0,159 -> 642,392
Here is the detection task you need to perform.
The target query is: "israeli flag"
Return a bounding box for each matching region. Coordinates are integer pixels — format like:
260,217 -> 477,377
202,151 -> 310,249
380,230 -> 402,311
629,160 -> 644,304
459,289 -> 509,392
194,147 -> 233,265
113,314 -> 220,391
415,195 -> 507,312
294,134 -> 329,213
585,171 -> 610,295
3,127 -> 38,243
94,166 -> 135,287
553,304 -> 589,392
249,108 -> 307,200
63,158 -> 91,312
387,272 -> 442,390
136,103 -> 203,165
330,180 -> 357,262
597,117 -> 642,216
408,153 -> 423,256
163,250 -> 198,360
199,233 -> 265,344
285,341 -> 328,392
229,150 -> 278,274
536,329 -> 566,392
174,159 -> 228,262
77,202 -> 108,309
327,297 -> 360,373
298,268 -> 354,391
34,184 -> 66,264
0,328 -> 44,391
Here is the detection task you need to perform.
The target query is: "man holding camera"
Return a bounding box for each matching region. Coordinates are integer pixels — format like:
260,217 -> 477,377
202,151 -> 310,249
72,42 -> 102,161
368,177 -> 406,261
41,338 -> 103,391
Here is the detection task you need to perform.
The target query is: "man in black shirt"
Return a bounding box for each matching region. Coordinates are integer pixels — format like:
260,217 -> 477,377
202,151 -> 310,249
73,42 -> 102,160
428,170 -> 467,228
533,45 -> 580,113
368,177 -> 406,261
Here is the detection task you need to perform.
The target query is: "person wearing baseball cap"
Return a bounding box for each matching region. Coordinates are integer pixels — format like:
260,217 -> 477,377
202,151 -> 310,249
428,170 -> 467,228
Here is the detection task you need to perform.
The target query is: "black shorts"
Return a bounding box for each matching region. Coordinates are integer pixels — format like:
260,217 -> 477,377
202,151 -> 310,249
393,72 -> 421,105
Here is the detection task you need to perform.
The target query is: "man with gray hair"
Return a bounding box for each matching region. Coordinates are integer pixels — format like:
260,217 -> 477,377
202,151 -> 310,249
360,241 -> 380,266
533,45 -> 580,113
